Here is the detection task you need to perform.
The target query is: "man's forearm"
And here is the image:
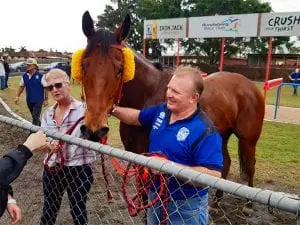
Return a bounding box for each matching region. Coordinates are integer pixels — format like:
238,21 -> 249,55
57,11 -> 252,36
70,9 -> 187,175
111,106 -> 141,126
193,166 -> 221,177
16,86 -> 24,97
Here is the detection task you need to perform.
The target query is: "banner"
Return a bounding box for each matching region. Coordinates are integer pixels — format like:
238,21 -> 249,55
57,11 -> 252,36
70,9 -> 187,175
188,14 -> 259,38
144,18 -> 187,39
260,12 -> 300,37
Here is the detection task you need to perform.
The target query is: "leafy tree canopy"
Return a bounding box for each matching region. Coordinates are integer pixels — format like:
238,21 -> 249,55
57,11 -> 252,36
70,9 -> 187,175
96,0 -> 295,63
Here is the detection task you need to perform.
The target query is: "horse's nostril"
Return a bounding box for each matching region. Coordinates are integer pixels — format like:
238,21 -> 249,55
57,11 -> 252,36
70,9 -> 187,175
80,125 -> 92,139
80,125 -> 87,134
101,127 -> 109,134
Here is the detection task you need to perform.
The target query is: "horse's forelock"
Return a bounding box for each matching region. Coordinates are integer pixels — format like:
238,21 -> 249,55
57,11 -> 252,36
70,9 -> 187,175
85,29 -> 119,56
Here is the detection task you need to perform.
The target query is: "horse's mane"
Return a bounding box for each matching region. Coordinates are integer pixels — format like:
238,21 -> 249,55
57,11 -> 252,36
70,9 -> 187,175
152,62 -> 164,71
85,29 -> 118,56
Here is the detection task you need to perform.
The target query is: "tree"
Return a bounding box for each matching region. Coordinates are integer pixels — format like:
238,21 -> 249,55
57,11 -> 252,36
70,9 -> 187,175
96,0 -> 184,58
1,46 -> 16,54
97,0 -> 143,53
179,0 -> 275,63
97,0 -> 296,63
19,46 -> 27,52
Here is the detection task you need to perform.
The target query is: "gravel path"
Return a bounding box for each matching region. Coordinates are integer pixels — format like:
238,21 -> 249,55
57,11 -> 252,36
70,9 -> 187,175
265,105 -> 300,125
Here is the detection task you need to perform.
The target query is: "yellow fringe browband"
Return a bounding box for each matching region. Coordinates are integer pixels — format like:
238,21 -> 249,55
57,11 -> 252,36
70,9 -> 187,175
71,47 -> 135,84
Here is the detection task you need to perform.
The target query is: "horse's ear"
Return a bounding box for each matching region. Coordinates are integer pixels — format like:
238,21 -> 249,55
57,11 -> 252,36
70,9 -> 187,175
114,14 -> 131,42
82,11 -> 95,39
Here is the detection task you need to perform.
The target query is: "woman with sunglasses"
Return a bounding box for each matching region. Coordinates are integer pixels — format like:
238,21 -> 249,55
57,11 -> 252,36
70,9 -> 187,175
40,69 -> 96,225
14,58 -> 48,126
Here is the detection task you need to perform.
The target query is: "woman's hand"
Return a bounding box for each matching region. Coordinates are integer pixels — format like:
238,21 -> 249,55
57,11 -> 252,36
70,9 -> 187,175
7,202 -> 21,225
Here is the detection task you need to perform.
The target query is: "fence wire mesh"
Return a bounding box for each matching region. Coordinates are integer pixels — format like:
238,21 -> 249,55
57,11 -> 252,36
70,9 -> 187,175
0,116 -> 300,225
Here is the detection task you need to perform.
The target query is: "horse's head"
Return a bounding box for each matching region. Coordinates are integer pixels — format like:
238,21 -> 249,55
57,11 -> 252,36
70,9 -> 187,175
77,11 -> 133,141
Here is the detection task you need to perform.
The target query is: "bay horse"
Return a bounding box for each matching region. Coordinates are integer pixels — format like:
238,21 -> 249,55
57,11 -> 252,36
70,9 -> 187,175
78,11 -> 265,200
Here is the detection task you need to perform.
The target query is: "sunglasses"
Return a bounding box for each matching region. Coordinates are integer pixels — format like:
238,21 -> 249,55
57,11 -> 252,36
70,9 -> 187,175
45,82 -> 68,91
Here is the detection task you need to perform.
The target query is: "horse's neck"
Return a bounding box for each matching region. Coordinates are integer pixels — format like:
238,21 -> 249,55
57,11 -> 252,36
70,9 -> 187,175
122,55 -> 171,108
134,55 -> 163,97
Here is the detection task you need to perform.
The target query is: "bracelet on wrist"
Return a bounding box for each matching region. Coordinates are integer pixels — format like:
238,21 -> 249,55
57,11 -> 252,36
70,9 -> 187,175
7,198 -> 17,204
111,105 -> 117,114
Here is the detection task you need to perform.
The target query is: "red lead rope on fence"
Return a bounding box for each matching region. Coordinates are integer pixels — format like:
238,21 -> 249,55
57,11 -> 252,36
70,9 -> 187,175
99,136 -> 113,203
44,116 -> 85,173
121,153 -> 169,225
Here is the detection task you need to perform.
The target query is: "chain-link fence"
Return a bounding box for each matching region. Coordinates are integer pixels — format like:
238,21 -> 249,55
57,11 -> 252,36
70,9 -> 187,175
0,115 -> 299,225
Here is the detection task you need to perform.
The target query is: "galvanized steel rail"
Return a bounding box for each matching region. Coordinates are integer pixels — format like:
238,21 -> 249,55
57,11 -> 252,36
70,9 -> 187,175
0,115 -> 299,216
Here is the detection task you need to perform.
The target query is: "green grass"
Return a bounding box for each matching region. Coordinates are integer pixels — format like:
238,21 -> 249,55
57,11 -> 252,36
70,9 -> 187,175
228,121 -> 300,191
1,76 -> 300,192
255,82 -> 300,108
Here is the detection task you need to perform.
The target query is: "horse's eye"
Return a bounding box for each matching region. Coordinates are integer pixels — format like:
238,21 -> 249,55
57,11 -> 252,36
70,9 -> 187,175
82,61 -> 90,72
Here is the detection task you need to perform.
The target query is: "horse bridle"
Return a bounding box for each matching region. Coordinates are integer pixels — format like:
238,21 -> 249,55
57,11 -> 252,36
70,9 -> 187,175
80,43 -> 126,108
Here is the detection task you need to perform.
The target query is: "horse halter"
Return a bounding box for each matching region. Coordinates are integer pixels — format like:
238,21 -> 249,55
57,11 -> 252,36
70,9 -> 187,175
71,44 -> 135,107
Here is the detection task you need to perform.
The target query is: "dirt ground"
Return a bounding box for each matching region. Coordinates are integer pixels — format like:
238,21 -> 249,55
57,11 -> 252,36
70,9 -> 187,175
0,104 -> 299,225
265,105 -> 300,125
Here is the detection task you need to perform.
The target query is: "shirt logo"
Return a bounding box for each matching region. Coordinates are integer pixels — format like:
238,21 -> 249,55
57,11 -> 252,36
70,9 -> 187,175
36,75 -> 39,79
153,111 -> 165,130
176,127 -> 190,141
159,112 -> 165,119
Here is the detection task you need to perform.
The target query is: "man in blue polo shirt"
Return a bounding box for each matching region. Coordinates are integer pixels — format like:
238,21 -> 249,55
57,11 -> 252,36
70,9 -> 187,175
289,68 -> 300,96
15,58 -> 48,125
111,66 -> 223,225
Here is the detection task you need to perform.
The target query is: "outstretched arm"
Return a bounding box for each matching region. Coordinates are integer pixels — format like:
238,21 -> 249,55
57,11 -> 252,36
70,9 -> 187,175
0,131 -> 47,187
111,105 -> 141,126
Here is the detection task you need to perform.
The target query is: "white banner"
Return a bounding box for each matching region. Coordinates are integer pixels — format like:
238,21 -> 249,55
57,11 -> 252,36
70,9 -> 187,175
144,18 -> 187,39
260,12 -> 300,37
188,14 -> 259,38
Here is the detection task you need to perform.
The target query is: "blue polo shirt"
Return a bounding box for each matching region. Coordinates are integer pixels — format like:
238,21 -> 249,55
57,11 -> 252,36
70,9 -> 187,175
139,103 -> 223,199
22,71 -> 45,104
290,72 -> 300,84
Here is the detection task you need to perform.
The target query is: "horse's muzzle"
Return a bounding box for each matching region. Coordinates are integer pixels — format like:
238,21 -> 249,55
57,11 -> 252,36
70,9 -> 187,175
80,125 -> 109,142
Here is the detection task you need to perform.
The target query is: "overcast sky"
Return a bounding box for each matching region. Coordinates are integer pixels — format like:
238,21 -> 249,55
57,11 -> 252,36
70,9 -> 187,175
0,0 -> 299,52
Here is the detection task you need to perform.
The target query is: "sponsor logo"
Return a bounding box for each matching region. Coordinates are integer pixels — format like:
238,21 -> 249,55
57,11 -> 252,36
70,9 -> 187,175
202,16 -> 240,33
265,15 -> 300,33
176,127 -> 190,141
152,111 -> 165,130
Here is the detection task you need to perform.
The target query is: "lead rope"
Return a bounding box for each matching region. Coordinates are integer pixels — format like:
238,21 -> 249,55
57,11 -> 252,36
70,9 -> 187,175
44,116 -> 85,173
121,153 -> 169,225
99,136 -> 113,203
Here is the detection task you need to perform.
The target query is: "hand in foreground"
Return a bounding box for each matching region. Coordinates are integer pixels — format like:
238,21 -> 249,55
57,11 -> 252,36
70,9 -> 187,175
7,203 -> 21,225
23,131 -> 48,152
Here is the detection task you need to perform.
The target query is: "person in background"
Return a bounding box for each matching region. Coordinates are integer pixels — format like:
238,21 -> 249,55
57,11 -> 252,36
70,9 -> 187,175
111,66 -> 223,225
288,68 -> 300,96
40,69 -> 96,225
14,58 -> 48,125
0,131 -> 48,225
3,55 -> 10,89
0,57 -> 5,90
